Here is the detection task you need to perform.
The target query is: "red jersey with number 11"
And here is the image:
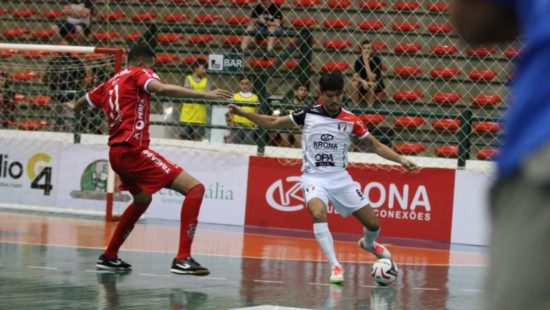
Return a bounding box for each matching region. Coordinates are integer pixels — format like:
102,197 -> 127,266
86,67 -> 160,147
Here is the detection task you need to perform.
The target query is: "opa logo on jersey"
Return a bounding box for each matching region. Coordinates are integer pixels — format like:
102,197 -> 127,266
265,176 -> 304,212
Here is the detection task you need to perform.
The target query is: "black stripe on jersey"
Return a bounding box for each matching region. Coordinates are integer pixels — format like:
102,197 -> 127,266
290,105 -> 341,126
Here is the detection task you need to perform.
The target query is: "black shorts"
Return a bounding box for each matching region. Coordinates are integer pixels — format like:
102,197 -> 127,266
58,22 -> 91,37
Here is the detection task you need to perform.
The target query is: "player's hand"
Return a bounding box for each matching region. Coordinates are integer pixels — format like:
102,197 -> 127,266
400,158 -> 419,172
228,104 -> 245,116
205,89 -> 232,100
64,100 -> 76,112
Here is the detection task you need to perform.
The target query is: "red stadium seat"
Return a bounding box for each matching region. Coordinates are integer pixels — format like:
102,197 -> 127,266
358,20 -> 385,31
327,0 -> 352,8
394,143 -> 426,155
432,119 -> 461,131
432,92 -> 462,104
193,15 -> 219,24
372,41 -> 387,51
13,94 -> 26,103
0,49 -> 17,57
10,71 -> 41,81
12,9 -> 37,18
27,95 -> 51,107
250,58 -> 276,68
157,33 -> 184,44
394,43 -> 422,54
473,121 -> 501,133
221,35 -> 242,45
359,113 -> 385,126
100,12 -> 126,21
477,147 -> 497,160
504,47 -> 521,59
199,0 -> 222,4
427,23 -> 453,34
469,70 -> 498,81
17,119 -> 49,131
31,29 -> 55,40
22,51 -> 50,59
42,10 -> 64,19
132,12 -> 157,22
232,0 -> 257,5
394,1 -> 420,11
359,1 -> 386,10
273,0 -> 285,4
427,2 -> 449,12
393,90 -> 423,102
2,28 -> 28,39
466,48 -> 495,57
225,16 -> 251,25
394,65 -> 422,77
92,31 -> 119,42
156,53 -> 180,65
124,32 -> 141,42
0,8 -> 9,15
323,19 -> 351,28
188,34 -> 215,45
435,145 -> 459,158
322,40 -> 352,50
170,0 -> 187,3
182,55 -> 208,65
163,13 -> 187,23
394,116 -> 425,128
472,94 -> 502,107
321,62 -> 350,72
294,0 -> 320,7
392,22 -> 419,32
291,18 -> 317,28
285,59 -> 298,69
431,67 -> 461,79
431,44 -> 459,56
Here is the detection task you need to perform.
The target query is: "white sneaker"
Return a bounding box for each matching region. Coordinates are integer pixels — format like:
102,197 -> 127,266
329,265 -> 344,284
358,238 -> 392,259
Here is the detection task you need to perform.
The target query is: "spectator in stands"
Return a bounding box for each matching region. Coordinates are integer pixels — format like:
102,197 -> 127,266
223,111 -> 234,143
0,72 -> 14,129
240,0 -> 283,56
230,76 -> 259,144
351,40 -> 385,108
270,83 -> 313,147
51,0 -> 93,45
179,59 -> 214,141
44,53 -> 87,132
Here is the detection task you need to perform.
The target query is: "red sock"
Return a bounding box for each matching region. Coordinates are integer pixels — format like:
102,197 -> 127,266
104,200 -> 151,260
176,183 -> 205,260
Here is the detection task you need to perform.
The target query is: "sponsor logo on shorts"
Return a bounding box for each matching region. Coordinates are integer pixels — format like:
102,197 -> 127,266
142,149 -> 171,174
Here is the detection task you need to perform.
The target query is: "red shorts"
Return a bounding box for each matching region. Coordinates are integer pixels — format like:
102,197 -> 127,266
109,144 -> 183,195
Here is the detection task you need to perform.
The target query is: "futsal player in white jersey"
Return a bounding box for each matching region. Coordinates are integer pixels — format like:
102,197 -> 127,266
229,71 -> 418,284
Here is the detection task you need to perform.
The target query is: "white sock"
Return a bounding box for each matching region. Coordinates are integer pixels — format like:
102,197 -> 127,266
363,227 -> 380,249
313,222 -> 339,267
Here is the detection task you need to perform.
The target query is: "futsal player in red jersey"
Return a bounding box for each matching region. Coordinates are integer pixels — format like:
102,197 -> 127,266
68,45 -> 232,275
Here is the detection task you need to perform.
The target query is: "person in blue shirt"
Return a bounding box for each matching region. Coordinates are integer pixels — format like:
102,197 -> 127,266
452,1 -> 550,309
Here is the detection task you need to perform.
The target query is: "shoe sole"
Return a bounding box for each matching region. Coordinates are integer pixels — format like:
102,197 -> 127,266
329,278 -> 344,285
96,264 -> 132,271
170,268 -> 210,276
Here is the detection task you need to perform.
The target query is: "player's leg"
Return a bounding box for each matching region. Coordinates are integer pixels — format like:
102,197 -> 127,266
353,206 -> 391,259
97,191 -> 152,270
240,24 -> 255,52
168,171 -> 209,276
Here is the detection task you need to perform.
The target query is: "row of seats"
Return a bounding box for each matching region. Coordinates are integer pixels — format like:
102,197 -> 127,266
392,142 -> 497,160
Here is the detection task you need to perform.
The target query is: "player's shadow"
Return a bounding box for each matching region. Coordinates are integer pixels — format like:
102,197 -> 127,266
96,271 -> 130,310
169,288 -> 208,310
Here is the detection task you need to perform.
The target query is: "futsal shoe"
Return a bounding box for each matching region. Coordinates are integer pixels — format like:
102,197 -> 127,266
170,256 -> 210,276
96,254 -> 132,271
358,238 -> 392,259
329,265 -> 344,284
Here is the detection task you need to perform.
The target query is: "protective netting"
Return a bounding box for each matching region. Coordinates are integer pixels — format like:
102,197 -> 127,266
0,0 -> 516,171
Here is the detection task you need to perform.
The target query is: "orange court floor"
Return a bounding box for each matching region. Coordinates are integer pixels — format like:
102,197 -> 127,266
0,211 -> 488,309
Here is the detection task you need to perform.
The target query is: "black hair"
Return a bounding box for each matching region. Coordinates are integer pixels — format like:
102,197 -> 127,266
192,58 -> 207,70
127,45 -> 156,64
361,39 -> 371,46
294,82 -> 309,91
239,75 -> 252,82
319,71 -> 344,92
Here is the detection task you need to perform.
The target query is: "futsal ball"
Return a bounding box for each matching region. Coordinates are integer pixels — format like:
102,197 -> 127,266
371,258 -> 398,286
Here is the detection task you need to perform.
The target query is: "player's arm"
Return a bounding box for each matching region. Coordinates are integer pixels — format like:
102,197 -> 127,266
66,95 -> 88,114
228,104 -> 294,129
147,80 -> 232,100
451,0 -> 519,45
364,134 -> 418,171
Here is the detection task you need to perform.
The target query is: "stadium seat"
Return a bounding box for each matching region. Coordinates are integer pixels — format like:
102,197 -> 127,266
359,0 -> 386,10
27,95 -> 51,107
431,44 -> 459,56
125,32 -> 141,42
0,49 -> 17,57
12,9 -> 37,18
132,12 -> 157,22
327,0 -> 352,8
170,0 -> 186,2
393,90 -> 423,102
285,59 -> 298,69
504,47 -> 521,59
427,2 -> 449,12
31,29 -> 55,40
321,62 -> 350,72
157,33 -> 184,44
394,1 -> 420,11
477,147 -> 497,160
156,53 -> 180,65
163,13 -> 187,23
434,145 -> 459,158
273,0 -> 285,5
92,32 -> 119,42
42,10 -> 64,19
431,67 -> 461,79
393,142 -> 426,155
427,23 -> 453,34
291,18 -> 317,28
322,40 -> 352,50
466,48 -> 495,57
194,15 -> 220,24
471,94 -> 502,107
250,58 -> 277,68
359,113 -> 385,126
469,69 -> 498,81
392,22 -> 419,32
199,0 -> 222,4
188,34 -> 215,45
473,121 -> 501,133
2,28 -> 28,39
82,53 -> 105,61
372,41 -> 387,51
393,116 -> 425,128
22,51 -> 50,59
232,0 -> 257,5
13,94 -> 26,103
225,16 -> 251,25
432,118 -> 461,131
394,43 -> 422,54
0,8 -> 9,15
182,55 -> 208,65
394,65 -> 422,77
100,12 -> 126,21
10,71 -> 40,81
221,35 -> 242,45
432,92 -> 462,104
358,20 -> 385,31
323,19 -> 351,28
294,0 -> 320,7
17,119 -> 49,131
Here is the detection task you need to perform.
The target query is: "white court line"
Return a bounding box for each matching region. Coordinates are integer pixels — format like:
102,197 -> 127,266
197,277 -> 227,281
84,269 -> 114,274
27,266 -> 58,270
361,285 -> 387,288
308,282 -> 330,286
413,287 -> 440,291
139,273 -> 172,278
254,280 -> 283,284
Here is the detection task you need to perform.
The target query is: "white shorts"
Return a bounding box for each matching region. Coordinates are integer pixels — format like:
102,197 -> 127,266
301,171 -> 367,217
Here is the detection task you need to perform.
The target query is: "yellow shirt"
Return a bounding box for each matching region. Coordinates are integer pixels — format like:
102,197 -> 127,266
232,92 -> 259,127
180,75 -> 208,124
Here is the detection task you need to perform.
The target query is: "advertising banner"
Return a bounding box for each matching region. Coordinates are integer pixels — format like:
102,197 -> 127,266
245,156 -> 456,242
